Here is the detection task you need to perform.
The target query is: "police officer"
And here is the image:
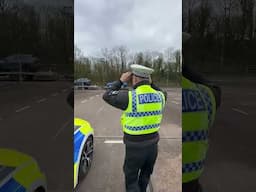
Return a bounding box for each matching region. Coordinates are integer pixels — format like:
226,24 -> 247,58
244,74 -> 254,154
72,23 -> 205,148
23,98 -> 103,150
103,64 -> 167,192
182,32 -> 221,192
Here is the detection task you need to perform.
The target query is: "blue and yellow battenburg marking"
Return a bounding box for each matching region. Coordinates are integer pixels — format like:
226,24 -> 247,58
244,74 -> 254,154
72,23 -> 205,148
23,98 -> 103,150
0,149 -> 46,192
0,177 -> 26,192
74,118 -> 94,188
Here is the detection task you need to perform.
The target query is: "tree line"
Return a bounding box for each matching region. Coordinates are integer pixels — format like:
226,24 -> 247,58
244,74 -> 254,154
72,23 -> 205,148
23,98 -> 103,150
183,0 -> 256,74
75,46 -> 181,87
0,0 -> 73,73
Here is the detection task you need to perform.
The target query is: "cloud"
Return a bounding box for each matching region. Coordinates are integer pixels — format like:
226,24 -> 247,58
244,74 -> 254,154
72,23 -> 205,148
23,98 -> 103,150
75,0 -> 181,56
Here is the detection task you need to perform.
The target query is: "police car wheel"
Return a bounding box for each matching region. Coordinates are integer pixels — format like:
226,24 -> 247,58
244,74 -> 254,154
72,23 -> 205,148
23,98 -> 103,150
198,183 -> 203,192
78,136 -> 94,180
34,187 -> 45,192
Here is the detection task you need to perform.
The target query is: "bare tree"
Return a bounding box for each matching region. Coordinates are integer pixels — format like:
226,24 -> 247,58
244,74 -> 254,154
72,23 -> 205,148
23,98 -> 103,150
198,0 -> 211,37
174,50 -> 182,73
215,0 -> 238,71
239,0 -> 255,39
164,47 -> 175,62
221,0 -> 237,38
115,46 -> 127,71
75,45 -> 83,60
143,51 -> 154,68
0,0 -> 10,13
187,0 -> 196,33
135,52 -> 144,65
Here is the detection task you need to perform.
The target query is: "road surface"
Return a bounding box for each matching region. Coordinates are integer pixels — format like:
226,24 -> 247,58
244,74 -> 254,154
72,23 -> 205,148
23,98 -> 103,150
75,88 -> 182,192
201,77 -> 256,192
0,81 -> 74,192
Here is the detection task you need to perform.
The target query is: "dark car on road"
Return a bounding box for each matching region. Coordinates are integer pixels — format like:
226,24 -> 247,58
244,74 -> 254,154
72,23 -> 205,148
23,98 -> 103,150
74,78 -> 91,89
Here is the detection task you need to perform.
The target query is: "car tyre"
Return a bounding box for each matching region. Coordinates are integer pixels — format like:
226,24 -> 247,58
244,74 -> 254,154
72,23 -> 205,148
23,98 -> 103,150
34,187 -> 45,192
78,136 -> 93,181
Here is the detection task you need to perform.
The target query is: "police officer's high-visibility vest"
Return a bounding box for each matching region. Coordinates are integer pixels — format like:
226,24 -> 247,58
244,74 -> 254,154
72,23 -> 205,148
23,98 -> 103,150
121,85 -> 165,135
182,76 -> 216,183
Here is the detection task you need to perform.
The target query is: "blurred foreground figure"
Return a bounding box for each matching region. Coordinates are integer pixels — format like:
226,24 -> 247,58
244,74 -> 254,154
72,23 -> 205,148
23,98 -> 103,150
0,149 -> 46,192
182,32 -> 221,192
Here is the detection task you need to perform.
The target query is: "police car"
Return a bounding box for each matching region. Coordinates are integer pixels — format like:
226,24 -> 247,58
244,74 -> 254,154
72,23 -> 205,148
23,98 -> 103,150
0,149 -> 46,192
74,118 -> 94,188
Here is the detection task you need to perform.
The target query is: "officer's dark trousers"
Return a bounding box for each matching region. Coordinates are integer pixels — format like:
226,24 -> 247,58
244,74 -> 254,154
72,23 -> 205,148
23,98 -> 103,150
123,143 -> 158,192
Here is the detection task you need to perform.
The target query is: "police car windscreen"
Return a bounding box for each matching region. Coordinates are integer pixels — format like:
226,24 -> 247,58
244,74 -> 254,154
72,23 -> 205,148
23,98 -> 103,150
74,125 -> 81,131
0,165 -> 15,182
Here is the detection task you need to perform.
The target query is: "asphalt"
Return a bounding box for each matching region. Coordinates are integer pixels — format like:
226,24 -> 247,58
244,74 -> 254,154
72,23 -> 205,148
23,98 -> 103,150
3,78 -> 255,192
200,78 -> 256,192
0,81 -> 74,192
75,88 -> 182,192
3,78 -> 254,192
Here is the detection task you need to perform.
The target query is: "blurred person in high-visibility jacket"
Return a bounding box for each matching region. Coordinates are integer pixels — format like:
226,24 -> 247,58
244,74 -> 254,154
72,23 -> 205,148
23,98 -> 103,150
182,32 -> 221,192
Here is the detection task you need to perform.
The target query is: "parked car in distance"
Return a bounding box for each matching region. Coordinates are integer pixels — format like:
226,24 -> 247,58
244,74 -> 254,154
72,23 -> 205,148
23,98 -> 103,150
74,78 -> 91,89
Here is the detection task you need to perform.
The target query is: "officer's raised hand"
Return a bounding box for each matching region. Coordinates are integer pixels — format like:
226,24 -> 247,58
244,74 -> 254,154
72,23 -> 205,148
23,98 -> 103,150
120,72 -> 132,83
103,71 -> 131,111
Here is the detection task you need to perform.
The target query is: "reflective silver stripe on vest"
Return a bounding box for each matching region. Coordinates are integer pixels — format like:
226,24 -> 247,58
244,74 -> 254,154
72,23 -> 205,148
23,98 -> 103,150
125,110 -> 162,117
182,130 -> 208,142
124,123 -> 160,131
182,159 -> 205,173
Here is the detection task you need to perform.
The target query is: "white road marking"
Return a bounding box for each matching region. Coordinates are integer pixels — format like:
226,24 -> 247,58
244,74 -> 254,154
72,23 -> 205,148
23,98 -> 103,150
232,108 -> 249,115
96,106 -> 104,114
240,103 -> 256,106
96,136 -> 180,140
96,95 -> 100,97
51,93 -> 58,96
15,106 -> 31,113
52,118 -> 73,140
171,101 -> 180,105
81,99 -> 88,103
95,136 -> 123,139
104,140 -> 123,144
37,98 -> 47,103
89,96 -> 94,100
158,137 -> 181,139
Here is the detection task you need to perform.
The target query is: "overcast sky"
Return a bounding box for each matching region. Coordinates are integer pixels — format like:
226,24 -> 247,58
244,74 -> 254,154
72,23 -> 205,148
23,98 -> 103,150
75,0 -> 181,56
